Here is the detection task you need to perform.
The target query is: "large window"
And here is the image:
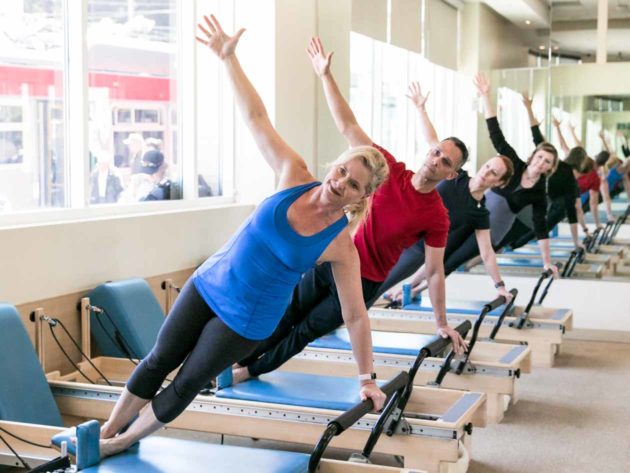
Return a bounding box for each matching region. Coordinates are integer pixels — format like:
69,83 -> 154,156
350,33 -> 477,172
0,1 -> 65,212
0,0 -> 231,217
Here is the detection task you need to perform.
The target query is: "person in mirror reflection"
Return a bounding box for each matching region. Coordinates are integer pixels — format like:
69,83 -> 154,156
463,73 -> 559,278
90,152 -> 123,204
95,14 -> 388,460
555,122 -> 604,233
501,96 -> 583,251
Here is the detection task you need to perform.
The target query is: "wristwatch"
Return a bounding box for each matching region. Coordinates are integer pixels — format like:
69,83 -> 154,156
358,372 -> 377,381
494,280 -> 505,289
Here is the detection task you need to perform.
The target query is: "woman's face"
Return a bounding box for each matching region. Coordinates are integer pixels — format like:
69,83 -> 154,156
529,150 -> 555,175
322,157 -> 371,206
473,157 -> 509,188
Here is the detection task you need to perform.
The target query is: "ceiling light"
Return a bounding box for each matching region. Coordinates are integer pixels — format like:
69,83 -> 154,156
538,45 -> 546,50
525,20 -> 531,25
553,46 -> 560,51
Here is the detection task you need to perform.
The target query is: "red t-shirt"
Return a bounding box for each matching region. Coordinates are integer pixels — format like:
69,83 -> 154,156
353,144 -> 450,282
577,169 -> 600,194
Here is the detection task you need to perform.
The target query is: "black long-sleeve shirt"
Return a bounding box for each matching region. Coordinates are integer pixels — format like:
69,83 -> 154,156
486,117 -> 548,239
531,124 -> 579,224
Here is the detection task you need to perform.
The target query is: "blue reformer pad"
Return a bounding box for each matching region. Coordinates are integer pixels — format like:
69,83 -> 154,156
52,420 -> 101,470
310,328 -> 440,356
79,438 -> 309,473
0,303 -> 63,426
495,257 -> 544,268
216,371 -> 384,411
395,298 -> 506,316
88,278 -> 165,358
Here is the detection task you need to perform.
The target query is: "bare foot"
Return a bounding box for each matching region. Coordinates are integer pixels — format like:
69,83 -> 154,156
100,423 -> 117,440
232,366 -> 251,384
100,437 -> 127,459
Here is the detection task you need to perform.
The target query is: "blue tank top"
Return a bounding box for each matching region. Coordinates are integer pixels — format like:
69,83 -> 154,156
193,182 -> 348,340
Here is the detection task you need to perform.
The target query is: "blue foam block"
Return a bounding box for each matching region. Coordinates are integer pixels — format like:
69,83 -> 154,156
215,371 -> 384,411
80,437 -> 309,473
310,328 -> 439,356
52,420 -> 101,470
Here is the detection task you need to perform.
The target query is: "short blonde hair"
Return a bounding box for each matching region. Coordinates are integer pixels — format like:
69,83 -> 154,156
328,145 -> 389,227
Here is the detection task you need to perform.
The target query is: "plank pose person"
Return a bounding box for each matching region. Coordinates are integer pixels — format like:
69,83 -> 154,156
234,37 -> 468,384
96,16 -> 389,458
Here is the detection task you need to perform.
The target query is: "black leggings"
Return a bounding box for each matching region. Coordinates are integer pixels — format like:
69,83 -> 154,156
239,263 -> 381,377
502,199 -> 568,250
127,279 -> 260,424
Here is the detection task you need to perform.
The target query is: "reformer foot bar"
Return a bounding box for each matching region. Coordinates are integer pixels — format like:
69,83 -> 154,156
468,256 -> 604,278
0,304 -> 423,473
26,302 -> 485,473
371,278 -> 571,368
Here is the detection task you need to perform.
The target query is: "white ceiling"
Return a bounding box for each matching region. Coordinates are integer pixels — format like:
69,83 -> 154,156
480,0 -> 630,60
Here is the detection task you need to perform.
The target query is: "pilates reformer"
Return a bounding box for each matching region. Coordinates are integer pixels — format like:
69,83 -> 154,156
467,254 -> 604,278
24,292 -> 487,473
0,304 -> 423,473
164,279 -> 529,423
370,270 -> 572,367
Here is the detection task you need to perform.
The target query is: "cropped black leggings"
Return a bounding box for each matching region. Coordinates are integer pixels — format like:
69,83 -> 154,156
126,279 -> 260,424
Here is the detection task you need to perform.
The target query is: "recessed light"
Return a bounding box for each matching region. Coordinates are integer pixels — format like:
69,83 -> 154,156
538,45 -> 546,50
525,20 -> 531,25
553,46 -> 559,51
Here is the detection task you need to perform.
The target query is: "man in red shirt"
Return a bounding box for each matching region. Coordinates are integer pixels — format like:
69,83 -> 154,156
233,37 -> 467,382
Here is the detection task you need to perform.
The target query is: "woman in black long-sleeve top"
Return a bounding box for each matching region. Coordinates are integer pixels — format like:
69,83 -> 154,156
501,96 -> 582,250
438,73 -> 559,277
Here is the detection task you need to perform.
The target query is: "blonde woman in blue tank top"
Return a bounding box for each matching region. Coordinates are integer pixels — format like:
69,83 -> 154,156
97,14 -> 389,459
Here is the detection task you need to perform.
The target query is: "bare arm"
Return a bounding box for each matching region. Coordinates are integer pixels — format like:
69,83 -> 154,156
552,115 -> 570,156
327,236 -> 385,410
475,230 -> 513,301
600,175 -> 614,221
521,92 -> 539,127
599,130 -> 611,153
569,122 -> 583,148
474,73 -> 496,119
196,15 -> 309,187
589,190 -> 601,227
407,81 -> 439,148
576,198 -> 589,235
307,37 -> 371,147
424,245 -> 466,354
536,238 -> 559,277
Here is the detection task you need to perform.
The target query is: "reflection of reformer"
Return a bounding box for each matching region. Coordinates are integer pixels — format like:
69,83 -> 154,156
468,252 -> 605,278
27,281 -> 487,472
371,283 -> 572,368
0,304 -> 421,473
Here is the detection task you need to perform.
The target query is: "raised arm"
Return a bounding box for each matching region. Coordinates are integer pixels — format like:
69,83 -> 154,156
599,130 -> 611,153
552,115 -> 570,156
196,15 -> 308,187
522,92 -> 545,146
407,81 -> 439,148
568,121 -> 583,148
307,37 -> 371,147
474,73 -> 519,161
617,131 -> 630,158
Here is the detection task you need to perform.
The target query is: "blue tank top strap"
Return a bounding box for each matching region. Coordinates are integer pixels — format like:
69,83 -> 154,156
275,182 -> 348,246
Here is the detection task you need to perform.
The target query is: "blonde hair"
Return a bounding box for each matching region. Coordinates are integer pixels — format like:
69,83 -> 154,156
328,145 -> 389,229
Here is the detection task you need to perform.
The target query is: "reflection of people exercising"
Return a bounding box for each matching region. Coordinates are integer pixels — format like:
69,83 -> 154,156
234,38 -> 469,384
96,15 -> 388,459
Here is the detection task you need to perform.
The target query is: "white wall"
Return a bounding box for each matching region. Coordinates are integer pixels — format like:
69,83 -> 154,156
0,204 -> 254,304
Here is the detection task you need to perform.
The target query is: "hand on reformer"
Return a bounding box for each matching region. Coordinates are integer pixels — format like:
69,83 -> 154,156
436,324 -> 467,356
306,37 -> 333,78
543,263 -> 560,279
196,14 -> 245,60
497,286 -> 514,304
359,381 -> 387,412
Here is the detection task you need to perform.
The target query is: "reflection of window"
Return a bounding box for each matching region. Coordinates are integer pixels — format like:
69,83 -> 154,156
135,109 -> 161,123
0,105 -> 23,123
0,131 -> 23,164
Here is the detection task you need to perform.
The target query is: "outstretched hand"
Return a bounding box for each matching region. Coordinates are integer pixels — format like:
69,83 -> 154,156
521,91 -> 533,109
196,14 -> 245,59
306,37 -> 333,77
551,114 -> 561,128
406,81 -> 430,108
473,73 -> 490,96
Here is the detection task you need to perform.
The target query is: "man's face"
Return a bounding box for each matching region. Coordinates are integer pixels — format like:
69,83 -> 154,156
418,139 -> 462,183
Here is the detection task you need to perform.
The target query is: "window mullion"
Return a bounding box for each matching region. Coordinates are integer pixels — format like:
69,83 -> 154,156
64,0 -> 89,208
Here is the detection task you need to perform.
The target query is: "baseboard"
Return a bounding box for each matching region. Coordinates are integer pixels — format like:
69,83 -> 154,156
565,328 -> 630,344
